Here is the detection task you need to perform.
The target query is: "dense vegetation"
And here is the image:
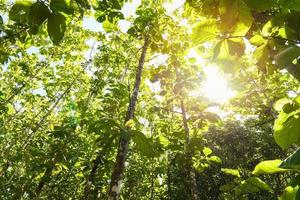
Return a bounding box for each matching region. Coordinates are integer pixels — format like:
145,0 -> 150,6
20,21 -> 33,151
1,0 -> 300,199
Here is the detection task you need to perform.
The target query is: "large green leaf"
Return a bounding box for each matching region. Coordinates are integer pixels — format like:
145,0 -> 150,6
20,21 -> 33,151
275,46 -> 300,68
274,107 -> 300,149
9,0 -> 33,24
279,0 -> 300,11
252,160 -> 288,175
191,19 -> 219,45
132,130 -> 156,157
280,148 -> 300,170
253,41 -> 271,68
214,38 -> 245,59
29,2 -> 50,25
47,13 -> 66,44
213,38 -> 244,73
235,177 -> 272,197
245,0 -> 275,11
50,0 -> 74,14
279,186 -> 299,200
219,0 -> 253,36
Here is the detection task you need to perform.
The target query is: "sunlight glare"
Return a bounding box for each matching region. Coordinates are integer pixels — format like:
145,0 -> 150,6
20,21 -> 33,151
201,66 -> 236,103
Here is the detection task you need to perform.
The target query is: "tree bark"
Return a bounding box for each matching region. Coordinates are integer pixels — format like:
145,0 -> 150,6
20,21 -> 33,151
107,37 -> 149,200
180,99 -> 199,200
34,165 -> 53,197
82,154 -> 103,200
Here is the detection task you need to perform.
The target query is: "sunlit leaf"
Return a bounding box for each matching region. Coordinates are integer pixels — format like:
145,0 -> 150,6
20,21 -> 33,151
102,19 -> 117,33
252,160 -> 288,175
191,19 -> 219,45
203,147 -> 212,156
274,108 -> 300,149
279,186 -> 299,200
219,0 -> 253,36
221,168 -> 240,177
209,156 -> 222,163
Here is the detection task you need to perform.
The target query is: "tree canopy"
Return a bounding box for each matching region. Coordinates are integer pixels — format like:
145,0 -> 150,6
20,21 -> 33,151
1,0 -> 300,199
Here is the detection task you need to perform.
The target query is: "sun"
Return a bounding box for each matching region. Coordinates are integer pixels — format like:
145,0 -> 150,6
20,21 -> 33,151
201,66 -> 236,103
187,49 -> 236,104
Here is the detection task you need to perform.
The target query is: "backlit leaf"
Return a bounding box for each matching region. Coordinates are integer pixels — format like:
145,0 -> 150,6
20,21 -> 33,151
191,19 -> 219,45
252,160 -> 288,175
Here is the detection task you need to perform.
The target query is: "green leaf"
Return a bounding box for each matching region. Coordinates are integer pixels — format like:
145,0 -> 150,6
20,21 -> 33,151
220,183 -> 236,192
221,168 -> 240,177
132,130 -> 156,157
274,108 -> 300,149
75,0 -> 90,9
245,0 -> 275,11
219,0 -> 253,36
29,2 -> 50,25
274,46 -> 300,68
279,0 -> 300,11
191,19 -> 219,45
245,177 -> 272,191
158,135 -> 170,147
102,19 -> 117,33
274,98 -> 292,112
279,186 -> 299,200
203,147 -> 212,156
280,148 -> 300,170
235,177 -> 272,196
9,0 -> 33,23
253,41 -> 270,68
214,38 -> 245,59
209,156 -> 222,163
47,13 -> 66,44
252,160 -> 288,175
213,38 -> 244,73
50,0 -> 74,14
226,38 -> 245,57
249,35 -> 265,46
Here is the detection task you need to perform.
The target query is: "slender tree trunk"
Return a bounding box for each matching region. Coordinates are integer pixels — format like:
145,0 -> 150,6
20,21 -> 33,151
180,99 -> 199,200
82,134 -> 116,199
107,37 -> 149,200
34,165 -> 53,197
167,160 -> 172,200
82,154 -> 103,200
150,171 -> 155,200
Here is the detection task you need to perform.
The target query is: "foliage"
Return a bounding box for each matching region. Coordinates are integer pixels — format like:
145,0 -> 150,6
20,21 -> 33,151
1,0 -> 300,199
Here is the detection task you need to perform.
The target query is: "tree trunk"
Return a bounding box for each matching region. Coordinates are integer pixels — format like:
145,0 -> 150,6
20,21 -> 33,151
82,134 -> 116,199
34,165 -> 53,197
107,37 -> 149,200
82,154 -> 103,200
180,99 -> 199,200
